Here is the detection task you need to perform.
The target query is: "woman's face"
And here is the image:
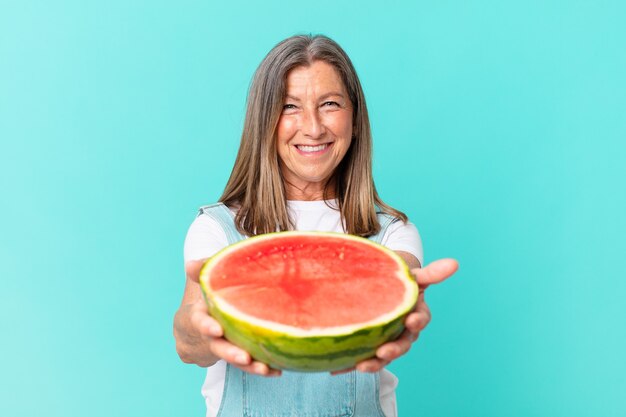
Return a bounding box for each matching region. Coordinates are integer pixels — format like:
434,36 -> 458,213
276,60 -> 353,200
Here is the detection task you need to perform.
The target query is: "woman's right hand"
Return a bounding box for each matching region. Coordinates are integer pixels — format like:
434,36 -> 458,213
173,259 -> 282,376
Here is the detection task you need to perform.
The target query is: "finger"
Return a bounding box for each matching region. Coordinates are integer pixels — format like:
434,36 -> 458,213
411,258 -> 459,288
208,336 -> 282,376
356,357 -> 388,373
209,337 -> 252,366
331,367 -> 355,376
185,259 -> 208,283
376,330 -> 417,361
189,302 -> 224,337
264,366 -> 283,377
236,361 -> 282,377
404,303 -> 431,334
208,339 -> 282,376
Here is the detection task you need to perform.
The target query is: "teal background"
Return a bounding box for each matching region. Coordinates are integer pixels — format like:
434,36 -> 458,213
1,1 -> 625,416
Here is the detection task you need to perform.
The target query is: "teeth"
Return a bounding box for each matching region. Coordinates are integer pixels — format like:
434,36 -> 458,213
297,144 -> 328,152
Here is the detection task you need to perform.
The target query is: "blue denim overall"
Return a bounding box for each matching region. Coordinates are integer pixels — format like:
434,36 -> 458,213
199,203 -> 398,417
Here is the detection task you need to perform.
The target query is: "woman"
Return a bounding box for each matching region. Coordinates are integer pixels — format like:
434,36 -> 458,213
174,34 -> 458,417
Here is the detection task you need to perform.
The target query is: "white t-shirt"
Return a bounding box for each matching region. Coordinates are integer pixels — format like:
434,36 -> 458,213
184,200 -> 424,417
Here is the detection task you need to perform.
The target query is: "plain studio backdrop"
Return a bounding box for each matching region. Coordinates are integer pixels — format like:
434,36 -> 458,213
1,1 -> 624,416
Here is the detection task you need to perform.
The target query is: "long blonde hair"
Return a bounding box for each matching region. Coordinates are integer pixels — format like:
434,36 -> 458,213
220,34 -> 407,236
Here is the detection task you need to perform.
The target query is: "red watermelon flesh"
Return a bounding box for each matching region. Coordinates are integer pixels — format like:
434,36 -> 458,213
209,235 -> 407,329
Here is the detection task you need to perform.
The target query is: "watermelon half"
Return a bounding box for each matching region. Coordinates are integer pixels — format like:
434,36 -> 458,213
199,231 -> 418,372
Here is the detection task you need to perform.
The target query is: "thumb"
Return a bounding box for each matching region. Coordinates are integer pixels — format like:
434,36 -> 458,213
185,258 -> 209,283
412,258 -> 459,287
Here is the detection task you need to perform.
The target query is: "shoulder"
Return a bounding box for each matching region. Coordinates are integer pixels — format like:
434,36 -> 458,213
183,204 -> 232,262
380,217 -> 424,267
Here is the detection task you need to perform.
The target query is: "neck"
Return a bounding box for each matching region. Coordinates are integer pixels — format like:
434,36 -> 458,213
284,181 -> 335,201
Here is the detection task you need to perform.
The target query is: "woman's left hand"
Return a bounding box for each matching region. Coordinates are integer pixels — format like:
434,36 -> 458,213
334,258 -> 459,374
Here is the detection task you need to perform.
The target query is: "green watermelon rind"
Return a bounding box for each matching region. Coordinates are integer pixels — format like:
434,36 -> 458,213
199,231 -> 418,372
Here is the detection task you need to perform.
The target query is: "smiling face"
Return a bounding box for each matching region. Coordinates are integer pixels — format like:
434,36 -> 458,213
276,60 -> 353,200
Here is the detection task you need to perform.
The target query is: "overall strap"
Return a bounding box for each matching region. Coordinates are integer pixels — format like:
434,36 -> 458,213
197,203 -> 246,245
368,213 -> 398,244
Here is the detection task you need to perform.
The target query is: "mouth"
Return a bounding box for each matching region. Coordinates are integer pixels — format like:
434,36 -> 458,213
295,143 -> 333,155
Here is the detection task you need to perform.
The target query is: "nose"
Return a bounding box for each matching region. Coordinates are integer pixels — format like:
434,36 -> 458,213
300,108 -> 326,139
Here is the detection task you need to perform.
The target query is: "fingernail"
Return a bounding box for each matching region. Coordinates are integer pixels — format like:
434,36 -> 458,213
229,348 -> 247,364
383,347 -> 396,359
358,364 -> 373,372
255,363 -> 268,374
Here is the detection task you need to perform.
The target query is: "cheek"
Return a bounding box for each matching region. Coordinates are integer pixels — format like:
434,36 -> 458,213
326,112 -> 353,138
325,111 -> 352,133
277,117 -> 296,143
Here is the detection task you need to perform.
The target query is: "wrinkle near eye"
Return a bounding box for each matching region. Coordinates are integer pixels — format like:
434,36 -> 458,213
282,104 -> 298,114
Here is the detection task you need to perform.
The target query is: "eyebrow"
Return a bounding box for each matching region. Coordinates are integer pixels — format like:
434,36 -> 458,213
320,92 -> 346,101
284,92 -> 346,102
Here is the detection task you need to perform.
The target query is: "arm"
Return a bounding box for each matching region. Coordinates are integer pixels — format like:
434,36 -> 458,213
397,250 -> 421,269
173,259 -> 281,376
173,273 -> 220,367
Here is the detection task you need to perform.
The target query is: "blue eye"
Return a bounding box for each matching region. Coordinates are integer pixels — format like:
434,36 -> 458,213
323,101 -> 339,107
282,104 -> 297,112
